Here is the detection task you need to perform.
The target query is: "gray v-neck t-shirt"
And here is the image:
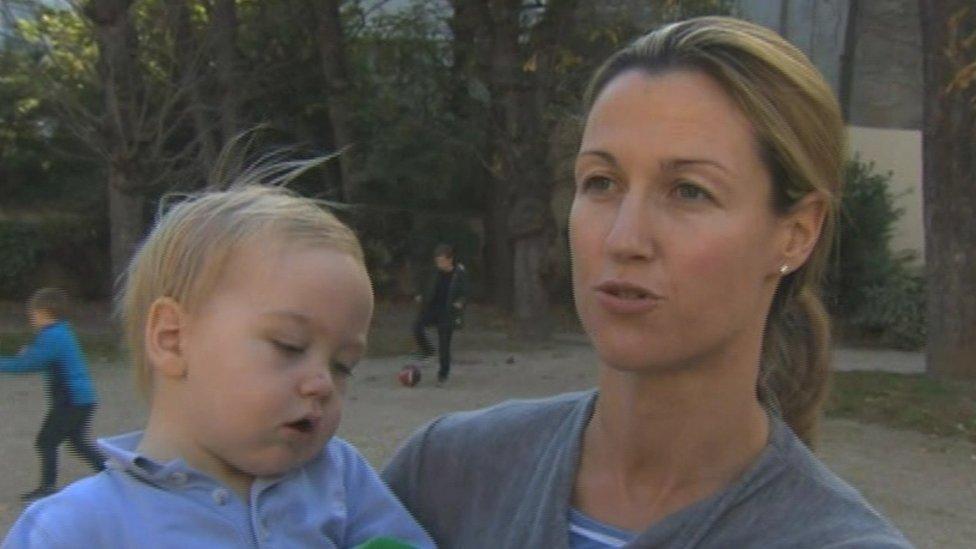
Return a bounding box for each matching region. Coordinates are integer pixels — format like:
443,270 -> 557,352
382,390 -> 912,548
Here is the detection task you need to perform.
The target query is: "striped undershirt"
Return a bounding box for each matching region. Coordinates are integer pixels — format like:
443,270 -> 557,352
568,507 -> 638,549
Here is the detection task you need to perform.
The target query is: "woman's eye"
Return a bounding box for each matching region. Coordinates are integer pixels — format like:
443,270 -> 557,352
272,340 -> 305,354
580,176 -> 615,194
674,182 -> 711,201
330,361 -> 354,377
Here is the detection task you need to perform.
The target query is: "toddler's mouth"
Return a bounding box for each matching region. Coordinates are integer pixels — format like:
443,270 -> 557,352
286,417 -> 317,434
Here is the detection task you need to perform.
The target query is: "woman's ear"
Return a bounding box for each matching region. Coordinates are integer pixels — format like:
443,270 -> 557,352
145,297 -> 188,380
777,193 -> 827,273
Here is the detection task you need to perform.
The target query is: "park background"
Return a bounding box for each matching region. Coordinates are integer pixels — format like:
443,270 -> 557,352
1,0 -> 974,547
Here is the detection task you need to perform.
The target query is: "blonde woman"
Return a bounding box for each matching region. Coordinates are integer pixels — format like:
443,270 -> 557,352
384,17 -> 911,548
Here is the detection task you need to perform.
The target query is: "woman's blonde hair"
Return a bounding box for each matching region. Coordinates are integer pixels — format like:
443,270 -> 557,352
117,174 -> 364,398
584,16 -> 845,447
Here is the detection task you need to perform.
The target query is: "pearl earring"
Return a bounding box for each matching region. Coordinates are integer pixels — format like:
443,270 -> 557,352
779,264 -> 790,275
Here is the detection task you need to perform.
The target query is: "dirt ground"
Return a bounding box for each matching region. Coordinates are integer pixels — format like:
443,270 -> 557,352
0,310 -> 973,547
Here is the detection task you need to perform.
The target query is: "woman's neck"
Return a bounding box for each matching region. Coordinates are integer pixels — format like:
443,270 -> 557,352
573,352 -> 770,531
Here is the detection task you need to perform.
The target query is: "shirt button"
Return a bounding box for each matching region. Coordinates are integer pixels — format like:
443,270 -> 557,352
169,472 -> 188,485
211,488 -> 229,505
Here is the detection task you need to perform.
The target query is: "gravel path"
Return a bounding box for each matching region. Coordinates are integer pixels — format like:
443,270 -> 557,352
0,325 -> 968,547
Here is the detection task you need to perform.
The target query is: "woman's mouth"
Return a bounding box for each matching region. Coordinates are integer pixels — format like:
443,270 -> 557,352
595,280 -> 661,300
593,280 -> 662,314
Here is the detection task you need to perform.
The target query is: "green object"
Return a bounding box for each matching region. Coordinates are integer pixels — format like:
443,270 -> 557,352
352,537 -> 417,549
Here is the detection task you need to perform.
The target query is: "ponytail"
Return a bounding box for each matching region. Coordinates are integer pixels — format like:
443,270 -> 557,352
759,285 -> 832,448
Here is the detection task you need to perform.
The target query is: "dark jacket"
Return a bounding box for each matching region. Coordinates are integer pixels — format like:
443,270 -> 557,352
417,263 -> 468,327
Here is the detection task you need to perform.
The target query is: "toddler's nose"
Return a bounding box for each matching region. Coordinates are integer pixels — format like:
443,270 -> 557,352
299,372 -> 335,398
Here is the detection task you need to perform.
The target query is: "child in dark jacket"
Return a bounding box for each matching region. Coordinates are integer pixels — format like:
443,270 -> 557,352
0,288 -> 104,501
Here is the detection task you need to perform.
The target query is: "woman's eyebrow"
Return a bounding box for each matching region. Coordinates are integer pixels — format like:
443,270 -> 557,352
577,149 -> 620,169
661,157 -> 732,176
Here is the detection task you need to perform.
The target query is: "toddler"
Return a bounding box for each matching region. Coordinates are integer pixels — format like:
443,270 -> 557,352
4,182 -> 433,548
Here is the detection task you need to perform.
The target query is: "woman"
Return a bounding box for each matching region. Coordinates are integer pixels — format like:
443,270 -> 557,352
383,17 -> 911,548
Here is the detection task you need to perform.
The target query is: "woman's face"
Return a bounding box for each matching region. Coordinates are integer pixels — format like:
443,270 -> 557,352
570,69 -> 795,373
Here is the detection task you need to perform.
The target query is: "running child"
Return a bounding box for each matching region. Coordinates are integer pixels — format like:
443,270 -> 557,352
0,288 -> 104,502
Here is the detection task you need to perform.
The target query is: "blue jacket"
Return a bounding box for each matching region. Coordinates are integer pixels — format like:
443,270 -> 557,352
0,321 -> 98,406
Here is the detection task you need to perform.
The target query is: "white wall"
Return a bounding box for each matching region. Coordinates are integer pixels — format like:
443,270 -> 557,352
847,125 -> 924,262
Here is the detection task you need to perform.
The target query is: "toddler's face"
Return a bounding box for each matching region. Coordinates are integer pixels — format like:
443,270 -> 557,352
177,241 -> 373,479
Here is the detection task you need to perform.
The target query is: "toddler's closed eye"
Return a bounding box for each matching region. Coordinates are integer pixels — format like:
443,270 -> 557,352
272,340 -> 305,355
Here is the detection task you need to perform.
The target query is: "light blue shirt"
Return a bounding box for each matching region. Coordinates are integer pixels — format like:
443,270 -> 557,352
3,432 -> 434,548
568,508 -> 637,549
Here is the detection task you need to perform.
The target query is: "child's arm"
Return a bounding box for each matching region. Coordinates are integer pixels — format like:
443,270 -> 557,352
3,513 -> 60,548
0,331 -> 57,374
338,441 -> 436,549
2,498 -> 78,549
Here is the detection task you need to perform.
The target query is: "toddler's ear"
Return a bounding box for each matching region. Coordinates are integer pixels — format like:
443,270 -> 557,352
145,297 -> 187,379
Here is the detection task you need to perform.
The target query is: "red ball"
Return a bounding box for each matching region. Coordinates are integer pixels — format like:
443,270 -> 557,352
398,364 -> 422,387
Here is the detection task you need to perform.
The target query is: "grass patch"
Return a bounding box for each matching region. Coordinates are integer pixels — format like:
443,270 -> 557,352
827,371 -> 976,443
0,330 -> 123,363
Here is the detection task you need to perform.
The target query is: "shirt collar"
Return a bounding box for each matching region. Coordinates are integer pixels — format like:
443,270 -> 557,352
99,431 -> 201,487
98,431 -> 295,492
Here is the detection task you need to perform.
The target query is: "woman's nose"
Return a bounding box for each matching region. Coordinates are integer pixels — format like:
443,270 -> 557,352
605,194 -> 654,262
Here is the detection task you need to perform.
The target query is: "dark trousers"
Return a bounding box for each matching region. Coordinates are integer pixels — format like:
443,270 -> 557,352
36,404 -> 105,488
413,314 -> 455,380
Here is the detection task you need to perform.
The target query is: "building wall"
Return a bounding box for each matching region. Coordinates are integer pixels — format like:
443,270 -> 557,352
736,0 -> 925,261
848,126 -> 924,261
735,0 -> 851,94
846,0 -> 923,130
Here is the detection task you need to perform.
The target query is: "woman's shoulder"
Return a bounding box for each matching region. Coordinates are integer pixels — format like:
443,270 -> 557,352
383,390 -> 593,481
413,389 -> 594,454
382,391 -> 594,546
716,417 -> 912,547
437,389 -> 591,432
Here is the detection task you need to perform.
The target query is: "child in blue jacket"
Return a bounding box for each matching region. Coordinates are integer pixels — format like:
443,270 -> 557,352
0,288 -> 104,501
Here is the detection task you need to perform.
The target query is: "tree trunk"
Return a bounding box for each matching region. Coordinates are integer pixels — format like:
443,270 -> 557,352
314,0 -> 356,201
838,0 -> 859,120
449,0 -> 513,309
449,0 -> 502,305
165,0 -> 219,185
107,173 -> 145,280
84,0 -> 146,279
485,0 -> 522,315
486,183 -> 515,310
510,201 -> 554,339
484,0 -> 578,337
919,1 -> 976,378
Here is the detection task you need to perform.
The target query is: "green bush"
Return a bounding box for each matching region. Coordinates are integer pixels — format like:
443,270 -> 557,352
0,221 -> 46,298
853,261 -> 926,350
825,158 -> 926,350
0,216 -> 108,300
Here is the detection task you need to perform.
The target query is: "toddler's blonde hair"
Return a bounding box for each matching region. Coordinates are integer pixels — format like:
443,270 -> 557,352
118,176 -> 364,397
